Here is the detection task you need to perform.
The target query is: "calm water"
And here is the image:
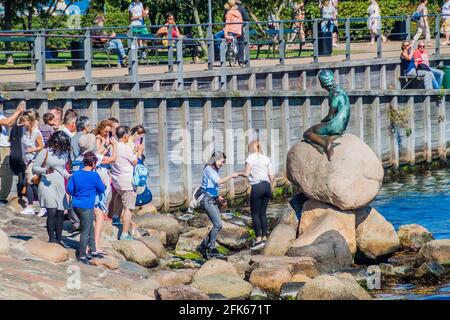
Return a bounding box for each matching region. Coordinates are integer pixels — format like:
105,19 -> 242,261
372,169 -> 450,239
372,169 -> 450,300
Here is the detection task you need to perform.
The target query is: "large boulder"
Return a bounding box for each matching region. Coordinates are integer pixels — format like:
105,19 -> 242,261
192,274 -> 253,299
414,262 -> 448,282
133,214 -> 182,246
295,200 -> 356,255
91,255 -> 120,270
24,239 -> 68,263
398,224 -> 434,250
278,210 -> 299,230
263,223 -> 297,256
0,229 -> 9,255
139,236 -> 167,259
355,207 -> 400,263
287,230 -> 353,273
193,259 -> 239,282
111,240 -> 159,267
249,267 -> 292,296
151,269 -> 195,287
419,240 -> 450,265
155,285 -> 209,300
297,273 -> 372,300
286,133 -> 383,210
250,255 -> 322,278
217,221 -> 250,250
125,278 -> 161,299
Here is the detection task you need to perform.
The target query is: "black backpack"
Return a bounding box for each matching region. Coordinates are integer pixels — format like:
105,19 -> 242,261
9,124 -> 26,175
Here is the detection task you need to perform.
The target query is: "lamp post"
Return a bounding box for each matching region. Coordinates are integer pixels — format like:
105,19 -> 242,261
208,0 -> 212,26
207,0 -> 214,70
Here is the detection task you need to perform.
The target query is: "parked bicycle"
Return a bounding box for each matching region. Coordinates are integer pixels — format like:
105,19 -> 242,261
226,34 -> 242,67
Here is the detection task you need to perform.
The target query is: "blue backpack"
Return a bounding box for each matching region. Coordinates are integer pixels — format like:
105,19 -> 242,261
411,11 -> 422,23
132,163 -> 148,189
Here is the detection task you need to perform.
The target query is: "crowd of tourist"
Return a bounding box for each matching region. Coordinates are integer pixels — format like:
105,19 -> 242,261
0,96 -> 276,263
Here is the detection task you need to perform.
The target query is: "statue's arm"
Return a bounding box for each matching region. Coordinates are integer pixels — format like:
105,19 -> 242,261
321,105 -> 338,122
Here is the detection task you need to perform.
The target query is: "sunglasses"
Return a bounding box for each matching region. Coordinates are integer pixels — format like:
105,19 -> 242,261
418,45 -> 425,48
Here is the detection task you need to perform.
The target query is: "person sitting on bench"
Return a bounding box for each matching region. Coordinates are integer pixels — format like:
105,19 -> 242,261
156,12 -> 201,64
400,40 -> 433,89
91,15 -> 128,67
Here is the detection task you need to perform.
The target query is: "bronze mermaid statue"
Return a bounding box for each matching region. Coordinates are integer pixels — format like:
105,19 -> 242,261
303,69 -> 351,161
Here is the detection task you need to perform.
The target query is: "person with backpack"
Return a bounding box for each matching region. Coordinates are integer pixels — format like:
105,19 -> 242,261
66,152 -> 106,265
0,97 -> 25,205
73,133 -> 117,253
196,151 -> 240,260
412,0 -> 432,48
110,126 -> 142,240
33,131 -> 72,246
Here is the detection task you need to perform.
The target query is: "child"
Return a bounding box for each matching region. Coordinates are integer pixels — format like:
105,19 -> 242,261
39,113 -> 55,145
66,152 -> 106,265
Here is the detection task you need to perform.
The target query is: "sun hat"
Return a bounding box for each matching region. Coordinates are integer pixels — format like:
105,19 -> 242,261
78,133 -> 96,154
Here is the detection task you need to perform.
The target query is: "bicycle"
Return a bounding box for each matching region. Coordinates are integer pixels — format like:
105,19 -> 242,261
226,34 -> 241,67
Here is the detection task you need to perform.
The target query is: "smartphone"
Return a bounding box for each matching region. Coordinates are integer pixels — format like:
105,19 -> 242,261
140,137 -> 144,145
109,131 -> 113,139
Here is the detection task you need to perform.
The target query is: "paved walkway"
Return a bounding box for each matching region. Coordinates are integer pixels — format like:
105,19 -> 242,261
1,40 -> 450,84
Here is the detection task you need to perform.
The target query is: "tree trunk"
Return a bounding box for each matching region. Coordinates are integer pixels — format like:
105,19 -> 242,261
190,0 -> 208,56
3,1 -> 13,64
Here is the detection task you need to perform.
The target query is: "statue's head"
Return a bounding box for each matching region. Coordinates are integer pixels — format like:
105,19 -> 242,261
318,69 -> 336,90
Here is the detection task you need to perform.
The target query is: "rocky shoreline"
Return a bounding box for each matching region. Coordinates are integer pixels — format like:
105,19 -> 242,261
1,199 -> 449,300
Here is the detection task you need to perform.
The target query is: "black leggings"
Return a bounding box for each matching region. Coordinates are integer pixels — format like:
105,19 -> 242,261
250,181 -> 272,238
46,208 -> 64,242
17,169 -> 37,204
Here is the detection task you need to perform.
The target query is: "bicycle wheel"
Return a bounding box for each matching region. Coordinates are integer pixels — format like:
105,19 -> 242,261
227,43 -> 235,67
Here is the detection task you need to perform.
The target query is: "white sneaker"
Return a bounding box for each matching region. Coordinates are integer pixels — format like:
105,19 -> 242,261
20,207 -> 36,215
37,208 -> 46,217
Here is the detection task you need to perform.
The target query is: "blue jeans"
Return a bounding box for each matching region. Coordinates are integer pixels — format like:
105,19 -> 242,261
108,39 -> 126,63
201,194 -> 222,250
214,30 -> 242,60
431,67 -> 444,89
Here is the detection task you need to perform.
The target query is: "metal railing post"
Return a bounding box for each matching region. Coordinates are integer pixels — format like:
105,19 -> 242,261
84,28 -> 92,91
34,30 -> 46,90
435,14 -> 441,58
168,24 -> 174,73
406,15 -> 411,42
207,23 -> 214,70
313,19 -> 319,63
279,21 -> 285,65
376,18 -> 382,59
176,38 -> 184,90
130,36 -> 139,92
220,39 -> 227,90
345,18 -> 350,61
244,22 -> 250,68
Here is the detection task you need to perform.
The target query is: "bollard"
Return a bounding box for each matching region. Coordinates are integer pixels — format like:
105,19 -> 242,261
220,39 -> 227,90
84,29 -> 92,91
176,38 -> 184,90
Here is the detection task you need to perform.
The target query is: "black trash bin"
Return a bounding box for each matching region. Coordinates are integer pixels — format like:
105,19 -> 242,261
318,31 -> 332,56
389,20 -> 407,41
70,40 -> 85,69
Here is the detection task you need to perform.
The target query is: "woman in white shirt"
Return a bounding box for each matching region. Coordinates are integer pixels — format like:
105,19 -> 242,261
241,140 -> 274,251
367,0 -> 386,45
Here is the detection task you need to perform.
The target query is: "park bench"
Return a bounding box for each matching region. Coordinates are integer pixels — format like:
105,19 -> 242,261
251,28 -> 302,59
399,75 -> 425,89
0,34 -> 35,67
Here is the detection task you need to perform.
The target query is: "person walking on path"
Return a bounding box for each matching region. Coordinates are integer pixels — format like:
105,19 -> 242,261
110,126 -> 142,240
441,0 -> 450,45
412,0 -> 432,48
33,131 -> 71,246
0,97 -> 25,204
240,140 -> 274,251
321,0 -> 339,47
129,0 -> 150,58
293,1 -> 306,44
214,0 -> 244,60
196,151 -> 240,260
67,152 -> 106,265
367,0 -> 387,46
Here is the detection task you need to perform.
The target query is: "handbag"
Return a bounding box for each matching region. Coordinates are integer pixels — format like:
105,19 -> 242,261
417,63 -> 431,72
135,186 -> 153,206
31,149 -> 48,185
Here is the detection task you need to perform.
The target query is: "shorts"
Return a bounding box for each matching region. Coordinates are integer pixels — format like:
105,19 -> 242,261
112,188 -> 136,212
132,26 -> 149,36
